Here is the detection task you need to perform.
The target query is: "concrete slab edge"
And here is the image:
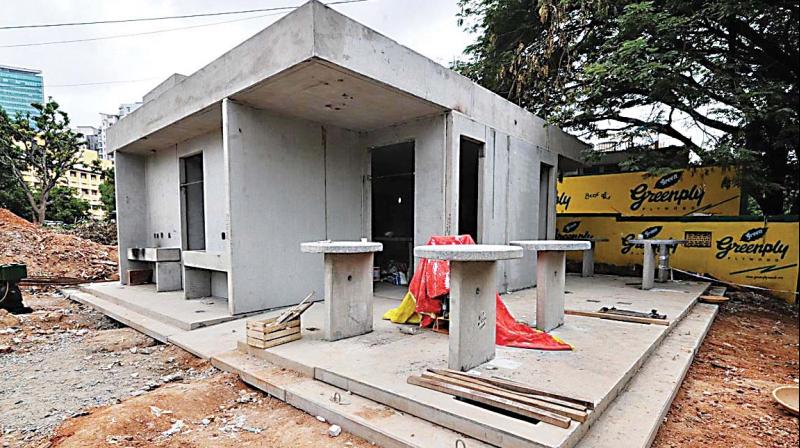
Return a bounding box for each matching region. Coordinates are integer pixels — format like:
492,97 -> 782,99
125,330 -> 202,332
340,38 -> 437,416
64,289 -> 183,343
210,350 -> 492,448
76,285 -> 195,331
574,303 -> 719,448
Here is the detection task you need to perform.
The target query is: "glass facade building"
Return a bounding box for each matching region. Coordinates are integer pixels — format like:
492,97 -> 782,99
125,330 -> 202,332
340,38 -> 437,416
0,65 -> 44,118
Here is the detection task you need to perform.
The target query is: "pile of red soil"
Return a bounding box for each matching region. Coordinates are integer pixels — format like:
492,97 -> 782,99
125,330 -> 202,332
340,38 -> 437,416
0,208 -> 118,281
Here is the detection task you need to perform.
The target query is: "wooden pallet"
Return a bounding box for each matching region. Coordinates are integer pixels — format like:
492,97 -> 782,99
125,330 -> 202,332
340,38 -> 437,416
245,292 -> 315,349
246,317 -> 301,349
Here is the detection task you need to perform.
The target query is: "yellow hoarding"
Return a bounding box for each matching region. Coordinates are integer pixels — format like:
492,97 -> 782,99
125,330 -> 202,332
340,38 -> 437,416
556,167 -> 740,216
556,214 -> 799,302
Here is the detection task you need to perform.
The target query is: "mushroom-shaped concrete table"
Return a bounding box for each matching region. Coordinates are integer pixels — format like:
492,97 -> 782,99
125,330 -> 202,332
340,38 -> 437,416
413,244 -> 523,372
300,241 -> 383,341
509,240 -> 591,332
628,239 -> 687,290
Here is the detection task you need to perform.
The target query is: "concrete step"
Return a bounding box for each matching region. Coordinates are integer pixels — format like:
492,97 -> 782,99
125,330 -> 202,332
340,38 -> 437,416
575,303 -> 719,448
212,350 -> 494,448
64,288 -> 186,343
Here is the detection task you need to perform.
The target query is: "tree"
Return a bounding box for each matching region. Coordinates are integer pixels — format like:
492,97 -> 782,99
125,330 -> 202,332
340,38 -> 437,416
0,100 -> 84,224
41,186 -> 90,224
456,0 -> 798,215
93,160 -> 116,220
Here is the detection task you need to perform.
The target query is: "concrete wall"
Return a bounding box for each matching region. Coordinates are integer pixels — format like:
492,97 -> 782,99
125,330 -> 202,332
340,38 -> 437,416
143,148 -> 180,248
361,115 -> 448,255
446,112 -> 561,292
223,100 -> 364,314
175,130 -> 226,252
115,152 -> 148,283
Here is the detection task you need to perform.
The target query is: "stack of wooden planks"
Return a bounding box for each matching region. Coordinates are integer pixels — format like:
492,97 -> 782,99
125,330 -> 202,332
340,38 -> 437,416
246,292 -> 314,349
407,369 -> 593,429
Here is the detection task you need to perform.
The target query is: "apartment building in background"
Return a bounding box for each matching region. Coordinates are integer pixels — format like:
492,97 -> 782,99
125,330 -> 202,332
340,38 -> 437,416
22,149 -> 113,220
0,64 -> 44,118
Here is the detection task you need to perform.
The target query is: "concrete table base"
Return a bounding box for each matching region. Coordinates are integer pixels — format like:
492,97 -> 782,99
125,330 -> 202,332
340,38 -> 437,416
536,251 -> 567,332
629,239 -> 687,290
323,253 -> 375,341
510,240 -> 591,332
301,241 -> 383,342
449,261 -> 498,372
414,244 -> 522,372
127,247 -> 182,292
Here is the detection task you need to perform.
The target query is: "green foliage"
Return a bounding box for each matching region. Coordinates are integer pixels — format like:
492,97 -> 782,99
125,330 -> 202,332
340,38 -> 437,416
0,99 -> 84,223
96,162 -> 116,220
39,185 -> 90,224
0,156 -> 29,217
456,0 -> 798,215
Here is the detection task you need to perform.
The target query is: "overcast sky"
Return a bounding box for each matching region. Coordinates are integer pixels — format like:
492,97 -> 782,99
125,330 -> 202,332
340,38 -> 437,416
1,0 -> 473,126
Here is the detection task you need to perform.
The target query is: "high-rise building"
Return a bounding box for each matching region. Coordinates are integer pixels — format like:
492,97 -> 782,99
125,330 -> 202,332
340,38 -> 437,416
96,103 -> 142,160
0,64 -> 44,117
76,126 -> 100,153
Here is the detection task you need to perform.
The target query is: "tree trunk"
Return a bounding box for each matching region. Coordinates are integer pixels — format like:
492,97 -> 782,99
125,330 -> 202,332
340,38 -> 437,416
746,119 -> 789,216
36,192 -> 48,225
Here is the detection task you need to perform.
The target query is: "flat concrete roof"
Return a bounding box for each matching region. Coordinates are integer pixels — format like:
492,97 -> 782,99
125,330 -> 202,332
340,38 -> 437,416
108,0 -> 586,161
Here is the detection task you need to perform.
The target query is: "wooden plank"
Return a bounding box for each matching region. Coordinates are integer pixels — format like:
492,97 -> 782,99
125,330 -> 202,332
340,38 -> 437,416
435,368 -> 594,410
247,318 -> 300,332
246,332 -> 302,349
428,369 -> 588,412
421,372 -> 587,422
565,309 -> 670,326
407,376 -> 571,429
127,269 -> 152,286
275,292 -> 315,323
246,325 -> 301,341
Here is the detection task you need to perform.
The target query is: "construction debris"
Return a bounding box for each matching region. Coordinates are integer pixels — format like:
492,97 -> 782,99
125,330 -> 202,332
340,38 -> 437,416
0,208 -> 118,282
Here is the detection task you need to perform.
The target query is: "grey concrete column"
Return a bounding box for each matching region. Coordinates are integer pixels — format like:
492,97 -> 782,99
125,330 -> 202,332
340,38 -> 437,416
536,250 -> 567,332
449,260 -> 497,372
581,242 -> 595,277
642,244 -> 655,290
324,252 -> 375,341
154,262 -> 182,292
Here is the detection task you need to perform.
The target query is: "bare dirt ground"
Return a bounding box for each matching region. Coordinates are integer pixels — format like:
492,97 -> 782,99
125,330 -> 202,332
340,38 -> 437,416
653,291 -> 799,447
0,291 -> 372,448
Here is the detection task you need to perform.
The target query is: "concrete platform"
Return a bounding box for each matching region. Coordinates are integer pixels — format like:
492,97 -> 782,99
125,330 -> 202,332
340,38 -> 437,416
68,275 -> 715,448
237,275 -> 708,448
79,282 -> 248,330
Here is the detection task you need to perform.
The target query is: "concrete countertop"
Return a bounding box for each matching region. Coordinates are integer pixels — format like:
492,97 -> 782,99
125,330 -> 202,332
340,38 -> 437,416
414,244 -> 523,261
300,241 -> 383,254
127,247 -> 181,262
510,240 -> 591,251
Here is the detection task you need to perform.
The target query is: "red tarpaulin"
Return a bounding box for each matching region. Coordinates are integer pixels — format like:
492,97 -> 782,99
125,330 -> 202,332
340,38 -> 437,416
383,235 -> 572,351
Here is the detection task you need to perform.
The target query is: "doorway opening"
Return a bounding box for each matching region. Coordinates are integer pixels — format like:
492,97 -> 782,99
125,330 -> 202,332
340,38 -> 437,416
538,163 -> 553,239
180,153 -> 206,251
371,141 -> 414,285
458,136 -> 483,242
